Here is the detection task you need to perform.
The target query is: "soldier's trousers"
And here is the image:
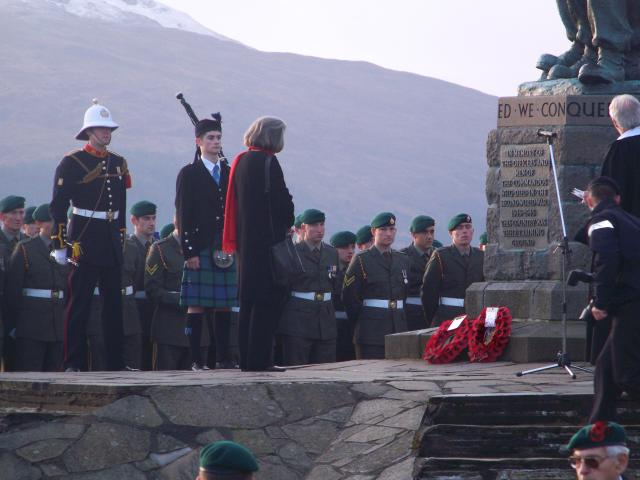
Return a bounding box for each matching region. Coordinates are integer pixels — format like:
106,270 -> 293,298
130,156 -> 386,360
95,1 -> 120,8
590,300 -> 640,422
355,344 -> 386,360
280,335 -> 336,366
15,338 -> 63,372
155,344 -> 208,370
136,299 -> 155,371
64,263 -> 124,371
89,334 -> 141,371
405,304 -> 428,331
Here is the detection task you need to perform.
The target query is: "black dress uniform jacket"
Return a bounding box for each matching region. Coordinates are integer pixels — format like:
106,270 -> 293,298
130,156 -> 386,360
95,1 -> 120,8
145,234 -> 209,348
421,245 -> 484,327
342,247 -> 410,347
278,242 -> 338,341
50,148 -> 128,266
601,134 -> 640,218
5,236 -> 67,343
175,157 -> 229,259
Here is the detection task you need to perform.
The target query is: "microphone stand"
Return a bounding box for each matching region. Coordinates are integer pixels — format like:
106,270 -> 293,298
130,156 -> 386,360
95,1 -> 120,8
516,130 -> 593,379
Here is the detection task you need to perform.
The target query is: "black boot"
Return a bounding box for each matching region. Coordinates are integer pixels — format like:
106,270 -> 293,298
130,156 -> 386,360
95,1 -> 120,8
185,312 -> 205,370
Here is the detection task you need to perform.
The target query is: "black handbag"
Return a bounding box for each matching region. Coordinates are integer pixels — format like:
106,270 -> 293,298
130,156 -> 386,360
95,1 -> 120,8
265,155 -> 304,285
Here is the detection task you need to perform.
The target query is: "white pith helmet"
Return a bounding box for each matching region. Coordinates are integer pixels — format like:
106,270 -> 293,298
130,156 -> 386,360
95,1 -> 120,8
75,98 -> 119,140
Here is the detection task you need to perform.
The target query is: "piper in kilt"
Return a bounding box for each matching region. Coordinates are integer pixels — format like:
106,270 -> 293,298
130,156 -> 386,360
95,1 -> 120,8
175,116 -> 237,371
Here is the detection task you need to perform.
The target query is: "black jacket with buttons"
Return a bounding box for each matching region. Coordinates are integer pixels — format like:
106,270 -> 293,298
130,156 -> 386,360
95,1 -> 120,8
175,157 -> 229,259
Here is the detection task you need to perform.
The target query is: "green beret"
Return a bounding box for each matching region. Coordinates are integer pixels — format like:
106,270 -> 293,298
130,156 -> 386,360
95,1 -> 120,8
32,204 -> 52,222
566,421 -> 626,451
330,231 -> 356,248
371,212 -> 396,229
479,232 -> 488,245
294,214 -> 303,229
130,201 -> 157,218
447,213 -> 472,231
200,441 -> 259,474
356,225 -> 373,245
160,223 -> 175,238
0,195 -> 26,213
410,215 -> 435,233
300,208 -> 325,225
433,239 -> 443,248
24,206 -> 37,225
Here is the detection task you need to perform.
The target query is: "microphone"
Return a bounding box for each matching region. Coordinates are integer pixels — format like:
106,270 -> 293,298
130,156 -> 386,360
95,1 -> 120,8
537,129 -> 557,138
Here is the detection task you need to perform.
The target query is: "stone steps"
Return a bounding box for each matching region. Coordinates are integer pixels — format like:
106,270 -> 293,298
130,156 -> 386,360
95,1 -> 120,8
415,393 -> 640,479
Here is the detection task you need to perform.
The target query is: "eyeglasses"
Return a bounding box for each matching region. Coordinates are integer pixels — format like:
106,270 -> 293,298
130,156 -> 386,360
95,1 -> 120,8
568,454 -> 610,469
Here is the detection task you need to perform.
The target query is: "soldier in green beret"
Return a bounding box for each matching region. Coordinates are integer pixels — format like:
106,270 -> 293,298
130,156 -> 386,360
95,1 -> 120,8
401,215 -> 436,331
278,208 -> 338,365
355,225 -> 374,251
330,230 -> 357,361
145,216 -> 209,370
342,212 -> 410,359
129,200 -> 157,370
566,421 -> 629,479
4,204 -> 68,371
479,232 -> 488,251
160,223 -> 175,239
0,194 -> 27,369
421,213 -> 484,327
22,206 -> 39,238
197,440 -> 258,480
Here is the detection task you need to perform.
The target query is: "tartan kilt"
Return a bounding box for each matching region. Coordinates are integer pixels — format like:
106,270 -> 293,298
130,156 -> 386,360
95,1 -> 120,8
180,247 -> 238,308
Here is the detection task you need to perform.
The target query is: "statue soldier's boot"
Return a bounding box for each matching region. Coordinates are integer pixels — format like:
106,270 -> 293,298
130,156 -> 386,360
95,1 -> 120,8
578,48 -> 626,84
536,41 -> 584,79
625,48 -> 640,80
549,45 -> 597,79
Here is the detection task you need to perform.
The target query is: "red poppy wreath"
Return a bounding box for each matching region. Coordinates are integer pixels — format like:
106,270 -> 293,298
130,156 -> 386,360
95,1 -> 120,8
468,306 -> 512,362
423,315 -> 470,364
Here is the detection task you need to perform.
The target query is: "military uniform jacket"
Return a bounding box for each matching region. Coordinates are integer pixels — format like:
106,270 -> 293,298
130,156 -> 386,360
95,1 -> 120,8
4,236 -> 68,342
279,242 -> 338,340
584,199 -> 640,312
129,235 -> 152,294
0,229 -> 26,335
400,244 -> 434,297
421,245 -> 484,326
342,247 -> 410,346
332,260 -> 349,313
175,157 -> 229,259
50,147 -> 129,266
145,234 -> 208,347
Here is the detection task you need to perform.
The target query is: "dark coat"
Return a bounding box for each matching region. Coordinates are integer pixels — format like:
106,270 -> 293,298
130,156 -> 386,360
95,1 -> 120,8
175,157 -> 229,259
50,148 -> 127,266
233,151 -> 294,303
601,134 -> 640,218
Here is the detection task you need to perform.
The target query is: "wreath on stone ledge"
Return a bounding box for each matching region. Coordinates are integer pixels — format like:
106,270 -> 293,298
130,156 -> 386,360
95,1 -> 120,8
468,306 -> 512,363
423,315 -> 471,364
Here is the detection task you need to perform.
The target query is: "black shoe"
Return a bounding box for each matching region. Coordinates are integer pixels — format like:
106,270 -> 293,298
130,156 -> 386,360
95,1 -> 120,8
191,362 -> 209,372
216,360 -> 239,369
122,366 -> 140,372
241,365 -> 287,372
64,367 -> 81,373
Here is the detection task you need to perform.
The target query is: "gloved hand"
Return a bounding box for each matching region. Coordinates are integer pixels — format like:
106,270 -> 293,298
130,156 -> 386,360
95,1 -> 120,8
52,249 -> 67,265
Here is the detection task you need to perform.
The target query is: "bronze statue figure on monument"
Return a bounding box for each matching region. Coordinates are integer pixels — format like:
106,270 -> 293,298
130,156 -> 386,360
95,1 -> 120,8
537,0 -> 640,84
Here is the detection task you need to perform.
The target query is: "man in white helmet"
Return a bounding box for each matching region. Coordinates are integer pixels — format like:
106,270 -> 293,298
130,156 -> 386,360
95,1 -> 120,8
50,99 -> 132,372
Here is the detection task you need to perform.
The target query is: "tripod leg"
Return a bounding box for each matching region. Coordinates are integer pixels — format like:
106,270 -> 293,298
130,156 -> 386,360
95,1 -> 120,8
517,364 -> 562,376
564,365 -> 577,379
571,365 -> 594,374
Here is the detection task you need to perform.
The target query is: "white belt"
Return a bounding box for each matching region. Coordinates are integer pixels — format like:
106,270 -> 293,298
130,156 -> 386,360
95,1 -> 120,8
363,299 -> 403,309
291,291 -> 332,302
406,297 -> 422,306
134,291 -> 147,300
335,311 -> 348,319
122,286 -> 134,296
440,296 -> 465,307
72,207 -> 119,221
231,306 -> 240,313
22,288 -> 64,300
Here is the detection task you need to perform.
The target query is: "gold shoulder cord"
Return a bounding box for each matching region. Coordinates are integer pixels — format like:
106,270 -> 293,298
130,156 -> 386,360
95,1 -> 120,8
358,255 -> 368,282
157,244 -> 169,271
434,251 -> 444,281
20,244 -> 29,271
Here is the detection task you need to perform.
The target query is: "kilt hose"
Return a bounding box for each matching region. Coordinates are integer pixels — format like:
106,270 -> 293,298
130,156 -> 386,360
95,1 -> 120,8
180,246 -> 237,308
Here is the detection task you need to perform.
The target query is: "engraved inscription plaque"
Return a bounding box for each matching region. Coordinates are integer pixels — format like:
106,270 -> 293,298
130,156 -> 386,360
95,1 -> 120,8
499,144 -> 550,250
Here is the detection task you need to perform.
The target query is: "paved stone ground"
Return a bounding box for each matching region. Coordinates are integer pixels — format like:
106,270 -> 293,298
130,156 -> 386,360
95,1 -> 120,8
0,360 -> 594,479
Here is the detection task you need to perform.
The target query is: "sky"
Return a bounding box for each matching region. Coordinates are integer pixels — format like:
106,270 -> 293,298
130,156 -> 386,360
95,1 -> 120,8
160,0 -> 569,97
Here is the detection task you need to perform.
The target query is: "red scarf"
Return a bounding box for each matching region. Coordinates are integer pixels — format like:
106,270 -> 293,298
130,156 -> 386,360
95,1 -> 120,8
222,147 -> 275,253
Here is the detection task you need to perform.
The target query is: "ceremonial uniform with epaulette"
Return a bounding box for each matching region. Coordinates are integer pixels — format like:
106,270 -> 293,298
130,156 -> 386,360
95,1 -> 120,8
49,100 -> 130,371
400,215 -> 436,331
0,195 -> 28,369
278,209 -> 338,366
421,213 -> 484,327
342,213 -> 410,359
4,204 -> 67,371
145,231 -> 209,370
331,230 -> 357,361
